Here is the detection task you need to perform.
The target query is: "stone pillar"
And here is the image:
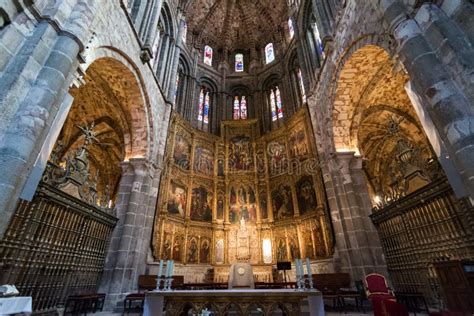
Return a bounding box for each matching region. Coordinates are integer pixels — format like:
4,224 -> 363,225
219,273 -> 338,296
100,158 -> 159,309
324,152 -> 386,280
0,0 -> 98,237
373,0 -> 474,198
167,18 -> 185,102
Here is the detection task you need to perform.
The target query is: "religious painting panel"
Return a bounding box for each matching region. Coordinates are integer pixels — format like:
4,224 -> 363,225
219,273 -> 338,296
271,183 -> 294,221
313,220 -> 327,258
267,140 -> 288,176
296,175 -> 318,215
200,238 -> 211,263
302,229 -> 316,259
190,181 -> 213,222
173,132 -> 191,169
161,223 -> 174,260
187,236 -> 199,263
289,124 -> 310,161
229,183 -> 257,224
228,136 -> 254,172
194,145 -> 215,176
167,181 -> 187,217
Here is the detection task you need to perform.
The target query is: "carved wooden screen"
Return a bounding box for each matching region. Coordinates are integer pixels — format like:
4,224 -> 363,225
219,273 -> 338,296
0,183 -> 117,311
371,178 -> 474,306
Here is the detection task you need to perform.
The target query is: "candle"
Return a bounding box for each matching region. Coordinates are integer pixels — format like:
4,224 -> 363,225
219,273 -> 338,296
306,257 -> 312,276
295,260 -> 299,279
165,260 -> 171,278
158,260 -> 163,278
170,260 -> 174,277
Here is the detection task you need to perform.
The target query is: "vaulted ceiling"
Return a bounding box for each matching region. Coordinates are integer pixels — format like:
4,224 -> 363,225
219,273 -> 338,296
185,0 -> 289,51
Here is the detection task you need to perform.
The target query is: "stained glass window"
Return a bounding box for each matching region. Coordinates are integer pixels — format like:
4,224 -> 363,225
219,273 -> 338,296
233,96 -> 240,120
265,43 -> 275,64
240,96 -> 247,120
270,90 -> 277,121
204,91 -> 210,124
288,18 -> 295,39
235,53 -> 244,72
312,23 -> 325,59
298,69 -> 307,103
197,88 -> 205,122
204,45 -> 213,66
181,21 -> 187,44
275,87 -> 283,119
233,96 -> 248,120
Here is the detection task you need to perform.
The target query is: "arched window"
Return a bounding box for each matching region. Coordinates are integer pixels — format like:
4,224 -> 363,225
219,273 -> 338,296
269,87 -> 283,121
288,18 -> 295,39
265,43 -> 275,64
311,22 -> 324,59
204,46 -> 213,66
233,96 -> 248,120
181,21 -> 187,44
235,53 -> 244,72
297,69 -> 307,103
198,87 -> 211,124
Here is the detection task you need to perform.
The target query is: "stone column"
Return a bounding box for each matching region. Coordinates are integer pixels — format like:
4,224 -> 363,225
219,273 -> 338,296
100,158 -> 158,309
324,152 -> 386,281
0,0 -> 98,237
167,18 -> 185,102
372,0 -> 474,198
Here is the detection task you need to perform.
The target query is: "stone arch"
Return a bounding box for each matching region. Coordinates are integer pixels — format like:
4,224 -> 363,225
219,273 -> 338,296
332,45 -> 392,151
57,54 -> 152,198
82,47 -> 154,160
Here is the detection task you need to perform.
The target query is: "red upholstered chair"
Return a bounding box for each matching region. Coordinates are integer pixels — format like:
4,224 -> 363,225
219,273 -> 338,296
365,273 -> 395,301
365,274 -> 408,316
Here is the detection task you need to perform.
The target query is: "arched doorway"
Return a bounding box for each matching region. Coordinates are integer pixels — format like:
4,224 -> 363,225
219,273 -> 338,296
332,44 -> 474,305
0,56 -> 151,312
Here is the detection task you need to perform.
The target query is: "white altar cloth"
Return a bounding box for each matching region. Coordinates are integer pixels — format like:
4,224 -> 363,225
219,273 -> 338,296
0,297 -> 32,315
144,289 -> 324,316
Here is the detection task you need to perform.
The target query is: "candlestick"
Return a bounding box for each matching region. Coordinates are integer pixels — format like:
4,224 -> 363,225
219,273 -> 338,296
166,260 -> 171,277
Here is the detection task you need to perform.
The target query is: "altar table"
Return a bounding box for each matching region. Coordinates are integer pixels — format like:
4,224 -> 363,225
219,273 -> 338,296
144,289 -> 325,316
0,297 -> 32,315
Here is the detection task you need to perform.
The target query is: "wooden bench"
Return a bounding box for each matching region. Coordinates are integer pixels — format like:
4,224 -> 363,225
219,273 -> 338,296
65,293 -> 106,315
309,273 -> 364,312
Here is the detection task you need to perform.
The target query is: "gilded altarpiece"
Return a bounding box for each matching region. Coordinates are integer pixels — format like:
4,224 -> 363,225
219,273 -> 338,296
153,108 -> 334,281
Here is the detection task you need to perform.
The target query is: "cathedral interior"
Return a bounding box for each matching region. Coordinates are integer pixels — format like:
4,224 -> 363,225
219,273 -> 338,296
0,0 -> 473,315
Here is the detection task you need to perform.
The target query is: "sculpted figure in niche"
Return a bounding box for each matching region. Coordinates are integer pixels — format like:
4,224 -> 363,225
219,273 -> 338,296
200,239 -> 210,263
277,239 -> 287,262
187,238 -> 198,263
304,232 -> 315,259
217,194 -> 224,220
289,238 -> 300,260
162,236 -> 172,260
173,236 -> 182,262
272,185 -> 294,220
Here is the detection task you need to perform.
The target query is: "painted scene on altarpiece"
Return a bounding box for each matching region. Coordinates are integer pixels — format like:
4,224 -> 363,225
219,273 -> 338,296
229,184 -> 257,224
190,186 -> 213,222
194,146 -> 214,176
228,136 -> 254,171
173,133 -> 191,169
271,184 -> 294,220
296,175 -> 318,215
167,181 -> 187,217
